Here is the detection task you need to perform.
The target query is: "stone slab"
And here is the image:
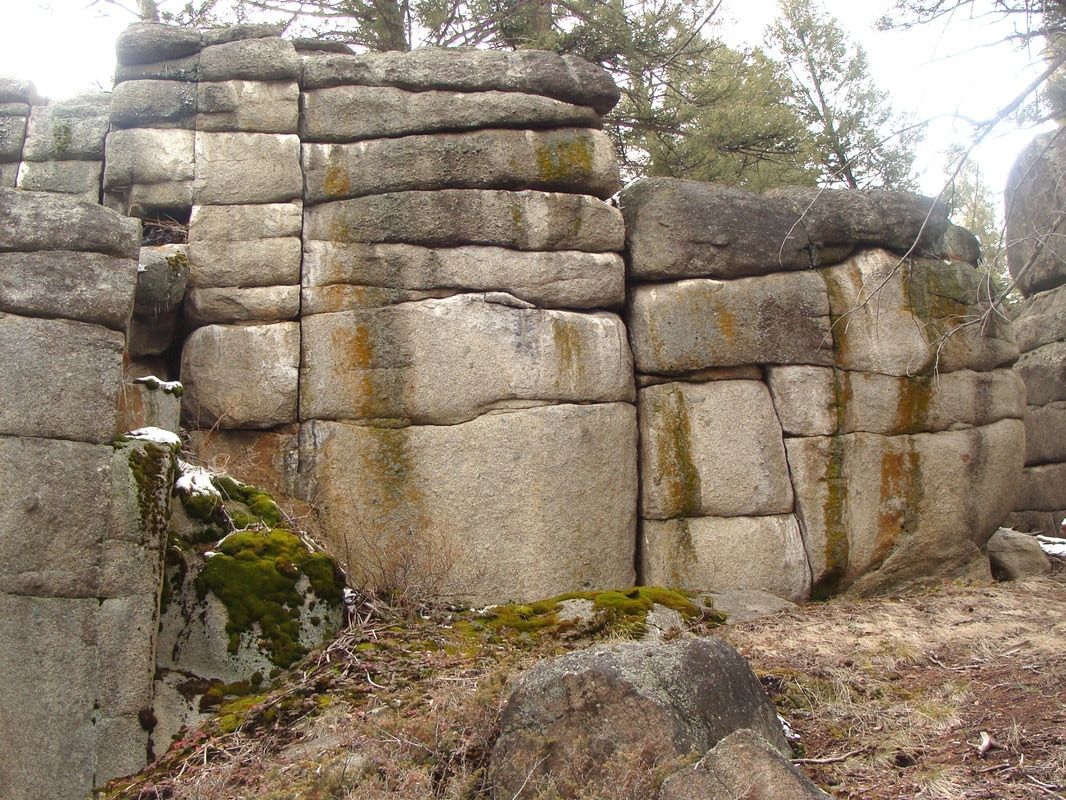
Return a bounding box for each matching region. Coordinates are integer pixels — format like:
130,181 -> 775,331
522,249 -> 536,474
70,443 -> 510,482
1014,283 -> 1066,352
187,238 -> 301,288
197,79 -> 299,133
300,403 -> 638,604
16,159 -> 101,203
0,188 -> 140,258
641,515 -> 810,602
1015,340 -> 1066,406
189,201 -> 302,241
21,94 -> 111,161
0,312 -> 125,443
621,178 -> 948,280
300,85 -> 600,142
1017,462 -> 1066,511
0,250 -> 137,330
117,22 -> 202,66
627,272 -> 833,375
300,48 -> 620,114
304,189 -> 624,252
185,285 -> 300,326
301,294 -> 634,424
109,79 -> 197,129
1024,402 -> 1066,465
193,131 -> 302,204
1005,130 -> 1066,296
104,127 -> 196,188
302,127 -> 619,203
181,322 -> 299,429
786,419 -> 1025,598
638,380 -> 793,519
0,112 -> 26,161
767,366 -> 1025,437
302,242 -> 624,310
200,37 -> 299,81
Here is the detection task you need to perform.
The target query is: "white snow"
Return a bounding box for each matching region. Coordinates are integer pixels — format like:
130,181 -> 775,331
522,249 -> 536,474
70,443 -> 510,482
1036,535 -> 1066,558
126,427 -> 181,447
133,375 -> 184,395
175,460 -> 222,500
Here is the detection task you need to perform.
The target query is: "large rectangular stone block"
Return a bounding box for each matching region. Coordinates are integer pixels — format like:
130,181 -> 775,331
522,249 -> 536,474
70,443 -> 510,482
200,37 -> 299,81
0,110 -> 27,162
638,380 -> 793,519
767,366 -> 1026,437
786,419 -> 1024,597
301,295 -> 634,424
22,94 -> 110,161
193,131 -> 301,204
304,189 -> 624,252
1017,462 -> 1066,511
189,201 -> 302,240
640,515 -> 810,602
181,322 -> 299,429
300,402 -> 638,604
1024,402 -> 1066,465
302,128 -> 619,203
0,188 -> 140,258
110,79 -> 197,129
0,313 -> 125,443
0,594 -> 98,800
1013,283 -> 1066,352
16,159 -> 101,203
0,250 -> 137,330
300,85 -> 601,143
197,79 -> 299,133
821,250 -> 1018,375
1015,341 -> 1066,406
627,272 -> 832,375
104,127 -> 195,187
185,285 -> 300,327
186,424 -> 300,498
0,436 -> 112,598
302,242 -> 624,311
187,238 -> 301,288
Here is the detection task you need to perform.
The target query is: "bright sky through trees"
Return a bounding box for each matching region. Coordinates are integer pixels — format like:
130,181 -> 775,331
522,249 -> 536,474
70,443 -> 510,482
0,0 -> 1051,197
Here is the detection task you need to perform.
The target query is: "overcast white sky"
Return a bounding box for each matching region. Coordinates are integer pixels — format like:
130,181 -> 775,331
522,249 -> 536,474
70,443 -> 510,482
0,0 -> 1053,201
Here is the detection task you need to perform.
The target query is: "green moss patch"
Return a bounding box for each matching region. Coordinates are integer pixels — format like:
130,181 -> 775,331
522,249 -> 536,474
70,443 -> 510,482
195,529 -> 343,668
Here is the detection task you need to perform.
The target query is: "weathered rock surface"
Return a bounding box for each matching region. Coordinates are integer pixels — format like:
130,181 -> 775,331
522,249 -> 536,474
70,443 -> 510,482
487,638 -> 787,798
186,425 -> 300,497
300,85 -> 601,142
300,403 -> 637,603
1014,340 -> 1066,406
1005,130 -> 1066,296
1017,462 -> 1066,511
21,94 -> 111,161
0,250 -> 137,330
181,322 -> 299,429
821,249 -> 1018,376
189,200 -> 302,240
302,128 -> 619,202
0,188 -> 140,257
185,285 -> 300,326
302,242 -> 624,310
300,48 -> 620,114
197,79 -> 299,133
641,516 -> 811,602
1013,283 -> 1066,352
16,159 -> 102,202
986,528 -> 1051,581
134,244 -> 189,315
200,37 -> 300,81
193,132 -> 301,204
103,127 -> 196,187
627,272 -> 833,375
639,380 -> 793,518
0,313 -> 125,443
659,729 -> 830,800
304,189 -> 624,252
1023,402 -> 1066,465
110,79 -> 197,129
117,22 -> 203,66
786,419 -> 1025,597
767,366 -> 1025,437
621,178 -> 948,280
0,436 -> 113,597
0,108 -> 27,164
301,295 -> 634,424
704,589 -> 798,623
187,238 -> 302,288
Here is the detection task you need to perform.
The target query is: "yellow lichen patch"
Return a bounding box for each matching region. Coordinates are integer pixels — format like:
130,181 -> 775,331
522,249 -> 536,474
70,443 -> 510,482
715,301 -> 737,342
873,443 -> 923,572
894,375 -> 932,434
330,322 -> 390,420
551,317 -> 585,388
653,388 -> 701,518
534,135 -> 593,183
323,163 -> 351,198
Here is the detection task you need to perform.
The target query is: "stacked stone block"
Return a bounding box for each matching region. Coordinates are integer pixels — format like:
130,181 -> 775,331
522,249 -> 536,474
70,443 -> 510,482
1004,129 -> 1066,535
17,92 -> 110,202
0,79 -> 35,189
622,179 -> 1025,600
297,48 -> 637,603
0,189 -> 171,798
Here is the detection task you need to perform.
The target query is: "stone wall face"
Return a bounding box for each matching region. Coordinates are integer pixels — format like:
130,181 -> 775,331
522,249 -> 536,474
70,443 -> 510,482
0,189 -> 172,799
1005,128 -> 1066,535
622,179 -> 1025,600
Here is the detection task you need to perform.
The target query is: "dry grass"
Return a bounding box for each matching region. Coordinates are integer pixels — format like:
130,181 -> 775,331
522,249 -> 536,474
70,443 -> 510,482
97,571 -> 1066,800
